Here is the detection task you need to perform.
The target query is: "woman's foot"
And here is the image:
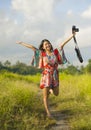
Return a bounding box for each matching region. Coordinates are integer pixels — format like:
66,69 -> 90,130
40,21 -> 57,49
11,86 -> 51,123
46,112 -> 54,119
47,114 -> 54,119
49,89 -> 53,94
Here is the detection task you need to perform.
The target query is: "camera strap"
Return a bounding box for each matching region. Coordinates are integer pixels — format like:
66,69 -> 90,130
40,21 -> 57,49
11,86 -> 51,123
73,36 -> 78,46
73,36 -> 80,50
73,36 -> 83,63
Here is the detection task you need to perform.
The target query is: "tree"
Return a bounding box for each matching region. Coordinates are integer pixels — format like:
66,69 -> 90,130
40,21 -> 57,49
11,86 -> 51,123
64,65 -> 81,75
4,60 -> 11,67
0,61 -> 3,69
85,59 -> 91,73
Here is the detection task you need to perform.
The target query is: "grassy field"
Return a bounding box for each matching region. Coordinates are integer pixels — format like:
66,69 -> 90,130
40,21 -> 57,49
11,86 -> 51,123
0,72 -> 91,130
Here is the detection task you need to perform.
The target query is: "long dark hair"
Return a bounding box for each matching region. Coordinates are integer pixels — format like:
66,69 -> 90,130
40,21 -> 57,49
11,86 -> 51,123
39,39 -> 53,51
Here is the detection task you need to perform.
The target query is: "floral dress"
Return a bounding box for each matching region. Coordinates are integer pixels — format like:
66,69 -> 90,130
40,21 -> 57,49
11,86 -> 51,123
31,48 -> 67,89
39,52 -> 59,89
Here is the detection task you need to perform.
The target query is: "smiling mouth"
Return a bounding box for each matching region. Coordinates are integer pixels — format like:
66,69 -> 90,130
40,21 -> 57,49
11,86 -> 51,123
46,47 -> 50,50
47,46 -> 50,48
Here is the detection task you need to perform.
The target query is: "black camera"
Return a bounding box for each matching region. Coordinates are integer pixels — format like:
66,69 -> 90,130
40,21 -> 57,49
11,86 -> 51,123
72,25 -> 79,32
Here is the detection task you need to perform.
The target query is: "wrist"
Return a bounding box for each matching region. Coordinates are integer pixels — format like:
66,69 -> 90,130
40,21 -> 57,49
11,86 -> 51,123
60,44 -> 63,50
72,32 -> 76,37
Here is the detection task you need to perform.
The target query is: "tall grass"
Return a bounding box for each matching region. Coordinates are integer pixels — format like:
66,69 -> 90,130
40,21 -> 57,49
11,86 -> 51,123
0,72 -> 91,130
0,72 -> 56,130
52,73 -> 91,130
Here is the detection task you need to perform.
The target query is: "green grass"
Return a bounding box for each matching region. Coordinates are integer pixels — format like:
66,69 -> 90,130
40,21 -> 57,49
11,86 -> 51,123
0,72 -> 91,130
52,73 -> 91,130
0,72 -> 56,130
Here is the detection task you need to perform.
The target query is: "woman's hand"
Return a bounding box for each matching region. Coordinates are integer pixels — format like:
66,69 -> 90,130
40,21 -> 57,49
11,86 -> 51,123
72,31 -> 76,37
16,41 -> 22,44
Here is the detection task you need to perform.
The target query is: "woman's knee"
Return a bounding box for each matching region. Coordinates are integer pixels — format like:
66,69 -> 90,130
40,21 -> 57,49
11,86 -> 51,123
43,88 -> 49,100
43,95 -> 48,101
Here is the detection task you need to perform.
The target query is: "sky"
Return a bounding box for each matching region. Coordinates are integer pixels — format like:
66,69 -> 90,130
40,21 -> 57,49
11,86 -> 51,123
0,0 -> 91,66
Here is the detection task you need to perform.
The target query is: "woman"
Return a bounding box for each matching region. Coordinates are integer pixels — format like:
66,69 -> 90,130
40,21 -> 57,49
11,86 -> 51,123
16,32 -> 75,118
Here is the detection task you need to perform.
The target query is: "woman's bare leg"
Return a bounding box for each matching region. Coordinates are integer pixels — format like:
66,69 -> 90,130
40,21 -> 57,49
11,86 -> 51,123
43,87 -> 51,117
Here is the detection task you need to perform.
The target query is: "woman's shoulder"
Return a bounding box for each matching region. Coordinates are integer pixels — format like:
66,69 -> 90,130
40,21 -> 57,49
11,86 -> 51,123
40,51 -> 46,57
53,48 -> 59,55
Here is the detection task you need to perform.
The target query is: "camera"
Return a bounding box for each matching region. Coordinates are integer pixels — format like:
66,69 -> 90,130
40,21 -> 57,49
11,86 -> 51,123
72,25 -> 79,32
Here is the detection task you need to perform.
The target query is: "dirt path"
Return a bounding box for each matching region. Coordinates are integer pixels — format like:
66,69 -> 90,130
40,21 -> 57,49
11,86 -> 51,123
38,90 -> 71,130
50,110 -> 71,130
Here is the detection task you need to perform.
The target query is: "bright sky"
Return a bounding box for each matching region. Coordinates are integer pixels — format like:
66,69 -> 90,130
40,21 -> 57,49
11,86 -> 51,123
0,0 -> 91,66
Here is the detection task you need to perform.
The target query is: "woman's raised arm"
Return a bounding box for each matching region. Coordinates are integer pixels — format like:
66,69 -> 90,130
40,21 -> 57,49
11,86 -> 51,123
16,41 -> 37,51
60,33 -> 76,49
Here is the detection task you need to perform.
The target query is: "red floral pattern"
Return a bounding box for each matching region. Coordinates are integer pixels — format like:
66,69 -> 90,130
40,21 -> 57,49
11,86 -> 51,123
40,52 -> 59,89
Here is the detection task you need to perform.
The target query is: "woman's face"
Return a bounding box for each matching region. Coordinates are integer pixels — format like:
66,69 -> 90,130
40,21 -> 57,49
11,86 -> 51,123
43,41 -> 51,51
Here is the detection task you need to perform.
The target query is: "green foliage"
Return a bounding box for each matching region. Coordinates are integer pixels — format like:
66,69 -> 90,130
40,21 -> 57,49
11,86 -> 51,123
11,61 -> 42,75
4,60 -> 11,67
0,61 -> 3,68
0,59 -> 91,75
52,73 -> 91,130
85,59 -> 91,73
63,65 -> 81,75
0,60 -> 42,75
0,72 -> 91,130
0,72 -> 57,130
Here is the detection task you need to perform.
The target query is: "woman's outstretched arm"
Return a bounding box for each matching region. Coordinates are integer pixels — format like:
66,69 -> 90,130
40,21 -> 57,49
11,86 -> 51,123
16,41 -> 37,51
60,33 -> 76,49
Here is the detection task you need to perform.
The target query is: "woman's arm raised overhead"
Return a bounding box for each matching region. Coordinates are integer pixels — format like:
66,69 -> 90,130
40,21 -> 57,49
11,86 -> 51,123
16,41 -> 37,51
60,32 -> 76,50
